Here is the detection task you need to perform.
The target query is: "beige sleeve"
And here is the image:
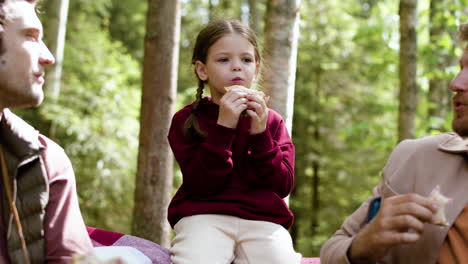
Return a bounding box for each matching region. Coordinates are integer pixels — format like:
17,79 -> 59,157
320,184 -> 382,264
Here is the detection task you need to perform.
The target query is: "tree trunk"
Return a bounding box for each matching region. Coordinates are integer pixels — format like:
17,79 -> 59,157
43,0 -> 69,100
398,0 -> 418,142
262,0 -> 301,134
132,0 -> 180,247
310,69 -> 321,237
262,0 -> 301,206
427,0 -> 455,131
248,0 -> 260,34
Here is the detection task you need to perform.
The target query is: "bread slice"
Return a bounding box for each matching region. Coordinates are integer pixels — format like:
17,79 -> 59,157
428,185 -> 451,227
224,85 -> 266,99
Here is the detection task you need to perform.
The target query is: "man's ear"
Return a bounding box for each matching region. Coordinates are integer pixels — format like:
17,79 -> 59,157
195,61 -> 208,81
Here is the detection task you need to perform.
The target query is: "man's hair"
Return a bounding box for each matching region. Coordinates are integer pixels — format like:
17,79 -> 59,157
0,0 -> 38,53
460,23 -> 468,41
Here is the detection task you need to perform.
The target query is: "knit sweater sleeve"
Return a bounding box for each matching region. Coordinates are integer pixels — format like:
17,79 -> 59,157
168,108 -> 236,197
246,110 -> 295,198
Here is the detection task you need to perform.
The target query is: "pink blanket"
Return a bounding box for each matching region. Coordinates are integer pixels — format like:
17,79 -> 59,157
86,227 -> 320,264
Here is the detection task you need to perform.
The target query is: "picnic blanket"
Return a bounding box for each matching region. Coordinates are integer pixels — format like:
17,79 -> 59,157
86,226 -> 320,264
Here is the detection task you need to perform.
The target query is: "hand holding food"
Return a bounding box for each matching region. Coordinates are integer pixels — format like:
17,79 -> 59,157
224,85 -> 269,134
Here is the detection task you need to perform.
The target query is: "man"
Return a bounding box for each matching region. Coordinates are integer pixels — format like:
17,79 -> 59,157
0,0 -> 92,263
321,22 -> 468,264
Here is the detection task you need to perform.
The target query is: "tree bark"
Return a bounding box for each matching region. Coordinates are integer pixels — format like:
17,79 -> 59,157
43,0 -> 69,100
262,0 -> 301,206
132,0 -> 180,247
398,0 -> 418,142
262,0 -> 301,134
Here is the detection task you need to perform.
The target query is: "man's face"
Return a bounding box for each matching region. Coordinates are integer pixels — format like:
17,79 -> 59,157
451,45 -> 468,136
0,0 -> 54,109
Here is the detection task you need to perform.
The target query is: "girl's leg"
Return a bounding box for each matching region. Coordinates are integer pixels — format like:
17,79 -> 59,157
170,214 -> 238,264
234,219 -> 302,264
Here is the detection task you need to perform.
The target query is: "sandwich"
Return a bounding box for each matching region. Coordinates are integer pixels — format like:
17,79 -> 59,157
428,185 -> 451,227
224,85 -> 266,99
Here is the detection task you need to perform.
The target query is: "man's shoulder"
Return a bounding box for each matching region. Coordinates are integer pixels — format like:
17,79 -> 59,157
396,133 -> 455,152
3,109 -> 66,153
2,109 -> 38,138
384,133 -> 455,172
38,133 -> 66,155
1,109 -> 43,152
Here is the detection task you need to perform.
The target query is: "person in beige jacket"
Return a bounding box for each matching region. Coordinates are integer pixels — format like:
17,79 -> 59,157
320,22 -> 468,264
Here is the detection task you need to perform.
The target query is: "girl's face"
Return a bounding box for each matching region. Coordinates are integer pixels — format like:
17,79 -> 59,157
195,33 -> 259,104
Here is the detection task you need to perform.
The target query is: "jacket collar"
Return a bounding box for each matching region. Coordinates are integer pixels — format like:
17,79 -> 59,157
438,132 -> 468,153
0,109 -> 44,159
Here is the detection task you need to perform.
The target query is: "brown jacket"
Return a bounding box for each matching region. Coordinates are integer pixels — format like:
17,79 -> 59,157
0,109 -> 92,263
320,133 -> 468,264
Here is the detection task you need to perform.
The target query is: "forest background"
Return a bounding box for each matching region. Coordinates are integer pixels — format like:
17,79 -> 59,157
16,0 -> 468,257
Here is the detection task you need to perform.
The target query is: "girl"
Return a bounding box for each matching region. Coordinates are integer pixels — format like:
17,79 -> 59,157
167,19 -> 301,264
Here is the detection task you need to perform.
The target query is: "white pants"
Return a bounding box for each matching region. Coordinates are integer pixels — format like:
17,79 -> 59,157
170,214 -> 302,264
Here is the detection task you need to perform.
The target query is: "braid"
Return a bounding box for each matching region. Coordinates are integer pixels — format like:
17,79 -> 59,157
183,80 -> 206,140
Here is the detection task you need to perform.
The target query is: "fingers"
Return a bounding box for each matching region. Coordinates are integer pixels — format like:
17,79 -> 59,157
388,202 -> 435,224
217,91 -> 248,128
384,194 -> 438,220
221,89 -> 247,104
369,193 -> 438,241
349,221 -> 421,263
242,94 -> 268,135
348,193 -> 435,262
245,93 -> 267,107
378,229 -> 421,245
390,193 -> 437,210
245,99 -> 268,120
221,90 -> 267,117
220,89 -> 248,111
384,215 -> 426,234
218,89 -> 269,132
245,94 -> 267,114
246,101 -> 263,116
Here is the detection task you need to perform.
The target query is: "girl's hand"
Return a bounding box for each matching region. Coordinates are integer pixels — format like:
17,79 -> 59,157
217,89 -> 248,129
245,94 -> 269,135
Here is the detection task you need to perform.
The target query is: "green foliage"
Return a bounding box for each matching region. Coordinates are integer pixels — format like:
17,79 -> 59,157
289,0 -> 401,256
289,0 -> 468,257
108,0 -> 147,60
62,1 -> 140,233
20,0 -> 141,233
418,0 -> 468,135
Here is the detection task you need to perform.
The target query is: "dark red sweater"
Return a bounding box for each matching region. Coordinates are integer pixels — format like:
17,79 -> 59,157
167,98 -> 295,229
